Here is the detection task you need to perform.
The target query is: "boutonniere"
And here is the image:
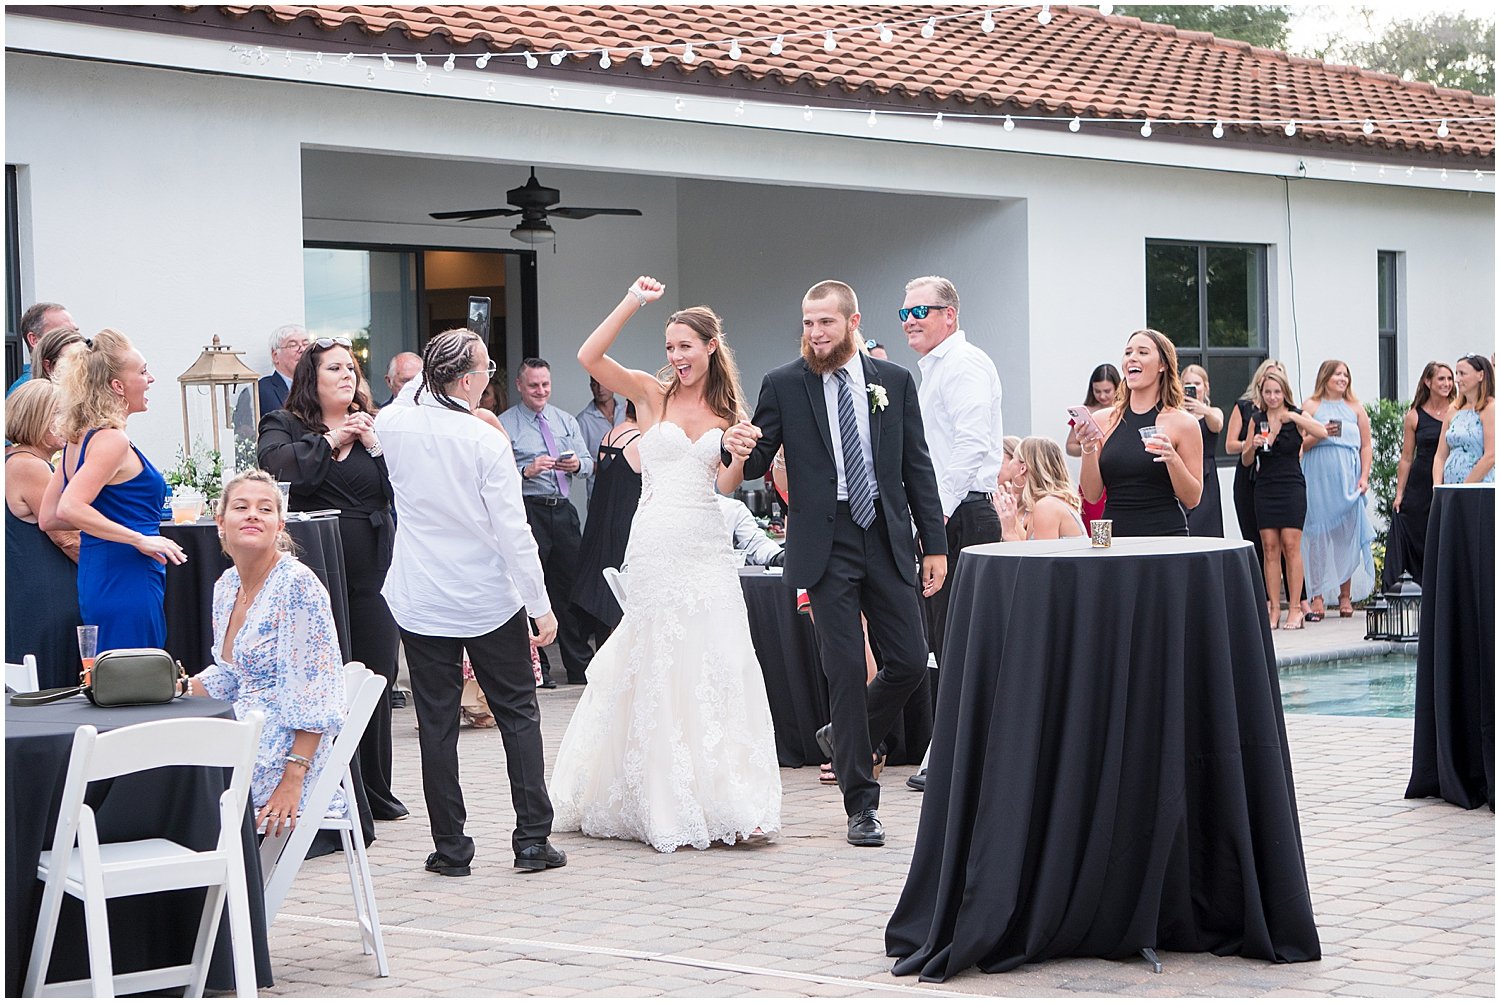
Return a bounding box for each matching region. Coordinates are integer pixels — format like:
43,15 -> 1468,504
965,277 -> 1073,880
867,383 -> 889,413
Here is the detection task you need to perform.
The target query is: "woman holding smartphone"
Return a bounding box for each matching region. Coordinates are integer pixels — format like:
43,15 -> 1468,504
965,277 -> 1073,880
1181,364 -> 1224,537
1244,368 -> 1327,629
1076,330 -> 1202,537
1300,360 -> 1375,619
1066,364 -> 1120,526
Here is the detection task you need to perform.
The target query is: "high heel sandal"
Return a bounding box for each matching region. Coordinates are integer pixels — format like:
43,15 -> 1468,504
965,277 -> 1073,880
1338,599 -> 1355,617
1283,614 -> 1306,630
819,762 -> 838,785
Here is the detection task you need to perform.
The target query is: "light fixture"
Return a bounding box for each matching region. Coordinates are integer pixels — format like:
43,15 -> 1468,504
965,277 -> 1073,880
933,112 -> 944,130
1038,5 -> 1052,25
1284,120 -> 1298,136
599,49 -> 612,69
550,51 -> 564,66
1212,120 -> 1225,138
510,220 -> 556,245
1003,114 -> 1015,131
1068,115 -> 1081,132
729,39 -> 742,60
867,110 -> 877,127
1437,119 -> 1450,138
1140,119 -> 1153,138
523,51 -> 538,69
683,42 -> 696,63
803,105 -> 813,121
477,53 -> 491,68
771,35 -> 785,54
415,54 -> 426,70
641,47 -> 654,67
443,54 -> 455,71
878,23 -> 893,43
1099,3 -> 1114,14
825,30 -> 837,51
1362,119 -> 1375,135
922,17 -> 937,38
982,10 -> 995,32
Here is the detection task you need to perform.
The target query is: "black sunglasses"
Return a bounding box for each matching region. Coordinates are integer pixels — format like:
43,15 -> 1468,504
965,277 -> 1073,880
314,336 -> 353,349
898,304 -> 948,323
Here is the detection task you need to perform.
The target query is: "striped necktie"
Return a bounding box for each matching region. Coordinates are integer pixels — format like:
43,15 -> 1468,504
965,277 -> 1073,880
835,369 -> 876,529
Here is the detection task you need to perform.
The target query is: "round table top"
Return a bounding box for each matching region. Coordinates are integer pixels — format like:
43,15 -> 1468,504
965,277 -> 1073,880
965,536 -> 1255,559
5,694 -> 235,738
1432,483 -> 1495,492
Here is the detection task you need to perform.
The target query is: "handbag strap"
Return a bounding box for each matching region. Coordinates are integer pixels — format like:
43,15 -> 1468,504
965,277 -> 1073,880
9,685 -> 84,707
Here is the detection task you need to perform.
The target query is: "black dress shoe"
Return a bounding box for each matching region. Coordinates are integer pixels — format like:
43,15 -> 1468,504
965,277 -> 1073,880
815,723 -> 835,761
537,679 -> 558,690
373,804 -> 410,822
906,770 -> 926,793
514,840 -> 568,871
424,851 -> 471,877
847,809 -> 885,847
390,689 -> 407,709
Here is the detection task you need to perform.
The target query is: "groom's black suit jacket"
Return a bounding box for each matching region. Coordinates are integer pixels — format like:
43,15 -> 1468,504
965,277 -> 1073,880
742,354 -> 946,588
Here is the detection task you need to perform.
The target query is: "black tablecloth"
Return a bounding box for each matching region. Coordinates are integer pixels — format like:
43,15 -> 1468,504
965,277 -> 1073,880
887,538 -> 1320,981
163,514 -> 352,672
739,568 -> 931,768
5,696 -> 273,995
1407,485 -> 1495,810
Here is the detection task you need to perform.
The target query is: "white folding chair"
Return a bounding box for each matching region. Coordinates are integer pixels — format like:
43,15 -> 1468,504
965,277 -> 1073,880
24,710 -> 265,999
258,663 -> 389,976
5,653 -> 40,692
603,567 -> 629,607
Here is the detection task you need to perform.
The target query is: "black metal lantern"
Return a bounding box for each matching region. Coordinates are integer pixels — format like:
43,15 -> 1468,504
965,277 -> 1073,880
1384,573 -> 1422,643
1364,593 -> 1390,641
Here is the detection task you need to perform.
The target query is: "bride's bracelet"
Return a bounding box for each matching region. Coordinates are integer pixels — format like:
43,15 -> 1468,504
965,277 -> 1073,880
628,287 -> 648,308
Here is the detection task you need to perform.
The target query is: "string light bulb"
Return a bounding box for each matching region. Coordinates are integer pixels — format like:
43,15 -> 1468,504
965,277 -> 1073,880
415,54 -> 426,70
824,30 -> 837,52
771,35 -> 785,55
550,51 -> 564,66
477,53 -> 490,68
922,17 -> 937,38
1003,114 -> 1015,131
443,54 -> 455,72
381,54 -> 393,71
933,112 -> 944,130
1140,119 -> 1153,137
982,10 -> 995,33
524,51 -> 538,69
640,48 -> 654,67
599,49 -> 612,69
1038,5 -> 1052,25
1099,3 -> 1113,14
1068,115 -> 1081,132
1212,120 -> 1225,139
1284,120 -> 1298,136
1437,119 -> 1450,138
878,23 -> 893,43
1362,119 -> 1375,135
682,42 -> 696,63
729,39 -> 742,60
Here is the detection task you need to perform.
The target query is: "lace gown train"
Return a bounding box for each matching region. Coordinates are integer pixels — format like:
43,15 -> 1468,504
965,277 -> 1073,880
549,421 -> 782,852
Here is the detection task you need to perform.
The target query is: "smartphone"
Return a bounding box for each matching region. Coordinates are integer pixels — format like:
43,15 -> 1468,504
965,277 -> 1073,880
1326,419 -> 1343,437
1185,385 -> 1198,399
1066,405 -> 1102,442
558,450 -> 576,461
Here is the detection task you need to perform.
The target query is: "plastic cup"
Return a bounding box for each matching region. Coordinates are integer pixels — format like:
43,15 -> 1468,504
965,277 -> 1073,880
1090,520 -> 1113,549
77,625 -> 98,687
276,481 -> 292,510
171,491 -> 205,524
1138,425 -> 1161,453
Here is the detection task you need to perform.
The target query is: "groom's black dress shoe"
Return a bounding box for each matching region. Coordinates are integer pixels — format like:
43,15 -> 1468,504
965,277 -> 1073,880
815,723 -> 835,761
847,809 -> 885,847
906,770 -> 927,793
514,840 -> 568,871
424,852 -> 471,877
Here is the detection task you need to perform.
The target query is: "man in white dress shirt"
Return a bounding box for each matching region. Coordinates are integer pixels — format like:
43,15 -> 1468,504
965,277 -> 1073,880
902,276 -> 1004,792
375,329 -> 567,876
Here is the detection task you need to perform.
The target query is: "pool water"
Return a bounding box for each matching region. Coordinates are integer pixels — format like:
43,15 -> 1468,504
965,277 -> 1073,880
1277,655 -> 1416,718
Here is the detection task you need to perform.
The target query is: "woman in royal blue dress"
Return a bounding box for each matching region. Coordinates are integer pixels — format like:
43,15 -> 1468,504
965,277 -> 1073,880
40,329 -> 186,651
1300,360 -> 1376,619
1434,354 -> 1495,485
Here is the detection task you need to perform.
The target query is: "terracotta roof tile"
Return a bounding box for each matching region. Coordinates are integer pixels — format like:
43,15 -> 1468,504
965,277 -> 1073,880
204,4 -> 1492,161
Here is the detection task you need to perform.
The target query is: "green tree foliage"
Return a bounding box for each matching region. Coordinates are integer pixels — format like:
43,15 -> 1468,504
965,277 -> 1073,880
1338,12 -> 1494,96
1365,397 -> 1409,546
1114,5 -> 1292,50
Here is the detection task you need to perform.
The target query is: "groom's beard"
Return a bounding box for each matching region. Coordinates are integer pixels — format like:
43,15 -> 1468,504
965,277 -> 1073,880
802,326 -> 859,376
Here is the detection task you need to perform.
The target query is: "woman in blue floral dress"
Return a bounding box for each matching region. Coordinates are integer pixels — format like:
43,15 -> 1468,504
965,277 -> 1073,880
186,469 -> 346,838
1435,354 -> 1495,485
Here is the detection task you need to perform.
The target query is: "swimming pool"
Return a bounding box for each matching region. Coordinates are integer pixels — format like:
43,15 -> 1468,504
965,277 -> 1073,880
1277,655 -> 1416,718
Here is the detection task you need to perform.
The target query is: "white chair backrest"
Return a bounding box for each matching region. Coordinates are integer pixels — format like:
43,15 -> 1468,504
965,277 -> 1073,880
5,654 -> 39,692
603,567 -> 629,607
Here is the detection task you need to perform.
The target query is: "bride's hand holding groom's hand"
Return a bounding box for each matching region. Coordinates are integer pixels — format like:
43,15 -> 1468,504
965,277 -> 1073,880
723,421 -> 761,460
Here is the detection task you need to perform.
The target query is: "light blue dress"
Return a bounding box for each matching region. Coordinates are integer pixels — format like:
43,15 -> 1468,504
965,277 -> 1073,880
1300,399 -> 1376,603
197,555 -> 347,816
1442,409 -> 1494,484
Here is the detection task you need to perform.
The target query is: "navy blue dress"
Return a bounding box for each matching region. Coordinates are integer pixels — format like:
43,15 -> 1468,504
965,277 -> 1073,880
5,454 -> 83,688
63,429 -> 168,652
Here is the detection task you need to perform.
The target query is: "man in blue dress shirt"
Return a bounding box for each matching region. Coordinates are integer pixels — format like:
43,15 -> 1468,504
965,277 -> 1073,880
499,358 -> 595,687
257,324 -> 309,415
6,302 -> 75,396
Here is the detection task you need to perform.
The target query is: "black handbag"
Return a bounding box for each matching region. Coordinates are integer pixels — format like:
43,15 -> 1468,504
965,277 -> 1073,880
9,648 -> 187,708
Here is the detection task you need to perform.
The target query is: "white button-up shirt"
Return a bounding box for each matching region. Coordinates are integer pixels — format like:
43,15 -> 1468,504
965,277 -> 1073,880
822,352 -> 878,503
375,392 -> 551,636
916,329 -> 1004,517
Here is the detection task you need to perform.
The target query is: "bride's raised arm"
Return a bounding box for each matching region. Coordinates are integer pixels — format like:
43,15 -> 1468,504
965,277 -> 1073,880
579,275 -> 671,425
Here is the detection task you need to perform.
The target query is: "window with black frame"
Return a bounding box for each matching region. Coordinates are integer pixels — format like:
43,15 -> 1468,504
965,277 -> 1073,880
1377,251 -> 1400,401
5,165 -> 22,387
1146,240 -> 1269,464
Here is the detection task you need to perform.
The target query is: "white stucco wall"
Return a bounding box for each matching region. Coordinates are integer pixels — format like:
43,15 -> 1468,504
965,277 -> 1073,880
6,41 -> 1493,538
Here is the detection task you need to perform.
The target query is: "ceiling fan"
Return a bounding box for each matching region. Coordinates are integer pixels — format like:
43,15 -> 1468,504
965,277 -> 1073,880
428,167 -> 642,244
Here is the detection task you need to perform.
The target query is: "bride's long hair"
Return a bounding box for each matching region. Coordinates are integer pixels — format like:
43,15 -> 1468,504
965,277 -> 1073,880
657,306 -> 746,422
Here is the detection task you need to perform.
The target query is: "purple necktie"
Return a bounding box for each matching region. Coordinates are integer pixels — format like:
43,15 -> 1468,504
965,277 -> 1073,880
536,411 -> 569,498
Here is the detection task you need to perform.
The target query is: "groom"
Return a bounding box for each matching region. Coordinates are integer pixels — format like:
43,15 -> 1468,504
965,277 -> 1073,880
730,279 -> 946,847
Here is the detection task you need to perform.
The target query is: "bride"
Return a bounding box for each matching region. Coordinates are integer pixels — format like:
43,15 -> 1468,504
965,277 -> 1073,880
549,275 -> 782,852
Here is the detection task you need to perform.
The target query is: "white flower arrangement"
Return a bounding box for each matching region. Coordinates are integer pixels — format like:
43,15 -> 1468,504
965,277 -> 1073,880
867,383 -> 889,413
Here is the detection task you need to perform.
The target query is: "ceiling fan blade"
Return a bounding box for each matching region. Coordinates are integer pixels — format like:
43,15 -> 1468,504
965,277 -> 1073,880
428,208 -> 521,221
549,207 -> 644,220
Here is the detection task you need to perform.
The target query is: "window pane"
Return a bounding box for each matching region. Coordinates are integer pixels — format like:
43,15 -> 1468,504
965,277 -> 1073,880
1145,243 -> 1200,350
303,248 -> 417,384
1205,246 -> 1263,349
1204,356 -> 1262,411
1377,252 -> 1395,332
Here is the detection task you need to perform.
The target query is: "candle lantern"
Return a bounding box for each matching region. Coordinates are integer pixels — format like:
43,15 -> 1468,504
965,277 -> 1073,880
177,335 -> 261,467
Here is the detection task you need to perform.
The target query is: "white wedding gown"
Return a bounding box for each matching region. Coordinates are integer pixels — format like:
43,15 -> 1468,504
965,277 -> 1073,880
549,420 -> 782,852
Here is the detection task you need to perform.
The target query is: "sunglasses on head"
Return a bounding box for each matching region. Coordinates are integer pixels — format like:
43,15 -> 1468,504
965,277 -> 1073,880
314,336 -> 353,349
898,304 -> 947,323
